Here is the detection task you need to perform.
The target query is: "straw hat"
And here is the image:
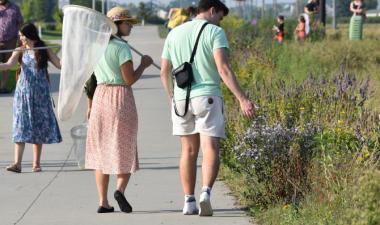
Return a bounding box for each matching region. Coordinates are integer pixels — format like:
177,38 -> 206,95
107,6 -> 139,24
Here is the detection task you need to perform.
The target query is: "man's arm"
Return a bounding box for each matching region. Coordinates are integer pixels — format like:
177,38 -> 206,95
160,58 -> 173,102
213,48 -> 255,119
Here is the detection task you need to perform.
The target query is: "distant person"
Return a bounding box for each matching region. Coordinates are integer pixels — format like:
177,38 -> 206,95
349,0 -> 366,40
304,0 -> 319,16
1,23 -> 62,173
273,15 -> 285,44
167,6 -> 197,32
160,0 -> 254,216
0,0 -> 23,93
350,0 -> 366,17
85,6 -> 153,213
295,15 -> 306,41
304,0 -> 319,31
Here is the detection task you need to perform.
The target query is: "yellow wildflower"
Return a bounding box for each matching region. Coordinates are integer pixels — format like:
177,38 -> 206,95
282,204 -> 290,210
362,145 -> 370,159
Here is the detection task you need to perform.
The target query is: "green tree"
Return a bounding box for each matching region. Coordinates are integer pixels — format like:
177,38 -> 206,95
126,3 -> 138,16
21,0 -> 54,22
138,2 -> 152,21
70,0 -> 92,8
365,0 -> 378,9
53,7 -> 64,31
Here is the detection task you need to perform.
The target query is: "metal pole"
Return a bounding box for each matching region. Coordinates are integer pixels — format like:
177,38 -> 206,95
92,0 -> 95,10
255,0 -> 258,18
129,45 -> 161,70
320,0 -> 326,26
101,0 -> 105,14
332,0 -> 337,29
250,0 -> 253,20
261,0 -> 265,18
0,46 -> 61,54
112,35 -> 161,70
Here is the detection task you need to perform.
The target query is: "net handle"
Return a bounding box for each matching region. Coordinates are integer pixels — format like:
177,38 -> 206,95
112,35 -> 161,70
0,46 -> 61,54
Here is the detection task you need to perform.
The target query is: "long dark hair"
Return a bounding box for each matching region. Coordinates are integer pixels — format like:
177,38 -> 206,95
20,23 -> 48,70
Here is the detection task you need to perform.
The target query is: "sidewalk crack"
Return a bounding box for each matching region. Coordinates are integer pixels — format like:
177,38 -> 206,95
13,145 -> 74,225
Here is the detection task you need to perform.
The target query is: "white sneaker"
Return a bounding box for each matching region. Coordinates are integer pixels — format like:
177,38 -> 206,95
183,199 -> 198,215
199,191 -> 213,216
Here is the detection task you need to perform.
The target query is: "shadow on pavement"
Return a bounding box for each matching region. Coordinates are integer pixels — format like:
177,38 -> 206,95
133,208 -> 248,217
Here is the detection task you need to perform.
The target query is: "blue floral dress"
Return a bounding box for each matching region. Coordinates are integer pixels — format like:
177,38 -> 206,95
12,50 -> 62,144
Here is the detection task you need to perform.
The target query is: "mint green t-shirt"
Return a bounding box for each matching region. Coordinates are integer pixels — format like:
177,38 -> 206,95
95,38 -> 132,85
162,19 -> 229,101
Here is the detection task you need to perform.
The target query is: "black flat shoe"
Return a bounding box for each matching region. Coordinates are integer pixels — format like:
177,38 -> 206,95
97,206 -> 114,213
114,190 -> 132,213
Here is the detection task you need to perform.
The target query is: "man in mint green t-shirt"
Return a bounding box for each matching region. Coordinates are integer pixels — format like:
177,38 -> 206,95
160,0 -> 255,217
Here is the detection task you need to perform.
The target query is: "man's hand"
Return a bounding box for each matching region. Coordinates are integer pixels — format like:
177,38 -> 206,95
239,97 -> 255,119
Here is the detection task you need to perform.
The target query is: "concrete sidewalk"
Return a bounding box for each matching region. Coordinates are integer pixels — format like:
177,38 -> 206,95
0,26 -> 253,225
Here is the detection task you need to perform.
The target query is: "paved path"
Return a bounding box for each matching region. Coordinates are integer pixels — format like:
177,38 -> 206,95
0,25 -> 254,225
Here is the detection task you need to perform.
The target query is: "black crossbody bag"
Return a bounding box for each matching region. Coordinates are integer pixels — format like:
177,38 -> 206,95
172,22 -> 208,117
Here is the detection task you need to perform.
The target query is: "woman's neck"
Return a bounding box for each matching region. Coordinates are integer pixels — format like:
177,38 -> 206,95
24,43 -> 34,49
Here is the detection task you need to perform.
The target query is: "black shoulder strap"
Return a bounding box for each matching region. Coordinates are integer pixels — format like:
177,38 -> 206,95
189,22 -> 208,63
174,83 -> 191,117
173,22 -> 208,117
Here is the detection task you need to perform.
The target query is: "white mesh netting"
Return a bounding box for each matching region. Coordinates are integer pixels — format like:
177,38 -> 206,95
303,13 -> 310,35
58,5 -> 116,121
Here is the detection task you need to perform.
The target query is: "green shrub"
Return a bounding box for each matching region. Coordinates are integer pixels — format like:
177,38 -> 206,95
216,13 -> 380,225
341,170 -> 380,225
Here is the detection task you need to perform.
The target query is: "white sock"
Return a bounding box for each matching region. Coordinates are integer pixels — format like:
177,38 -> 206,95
201,186 -> 211,195
185,195 -> 195,202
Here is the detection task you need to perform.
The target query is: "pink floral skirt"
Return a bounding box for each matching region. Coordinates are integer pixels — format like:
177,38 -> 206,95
85,85 -> 139,174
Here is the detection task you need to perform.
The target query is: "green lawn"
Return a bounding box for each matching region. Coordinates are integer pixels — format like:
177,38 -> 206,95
0,69 -> 17,92
41,29 -> 62,40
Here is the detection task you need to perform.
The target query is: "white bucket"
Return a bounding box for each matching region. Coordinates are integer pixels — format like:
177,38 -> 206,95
70,123 -> 88,169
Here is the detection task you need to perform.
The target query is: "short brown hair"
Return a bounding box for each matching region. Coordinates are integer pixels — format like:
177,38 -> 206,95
198,0 -> 229,16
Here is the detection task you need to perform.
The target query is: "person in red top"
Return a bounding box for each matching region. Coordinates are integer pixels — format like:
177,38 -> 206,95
273,15 -> 285,44
295,15 -> 306,41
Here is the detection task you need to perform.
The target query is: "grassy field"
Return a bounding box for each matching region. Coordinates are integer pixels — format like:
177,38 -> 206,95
326,23 -> 380,40
41,29 -> 62,40
0,69 -> 17,91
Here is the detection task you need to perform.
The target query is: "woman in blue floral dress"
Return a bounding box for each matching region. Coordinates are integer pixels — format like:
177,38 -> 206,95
0,23 -> 62,173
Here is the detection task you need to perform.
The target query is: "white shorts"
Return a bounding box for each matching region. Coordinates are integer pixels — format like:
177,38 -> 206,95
171,96 -> 225,138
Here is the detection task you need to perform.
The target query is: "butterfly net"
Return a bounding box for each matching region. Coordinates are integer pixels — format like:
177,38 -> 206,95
58,5 -> 116,121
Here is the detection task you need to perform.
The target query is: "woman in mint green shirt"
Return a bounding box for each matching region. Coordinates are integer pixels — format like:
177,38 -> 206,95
85,6 -> 153,214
